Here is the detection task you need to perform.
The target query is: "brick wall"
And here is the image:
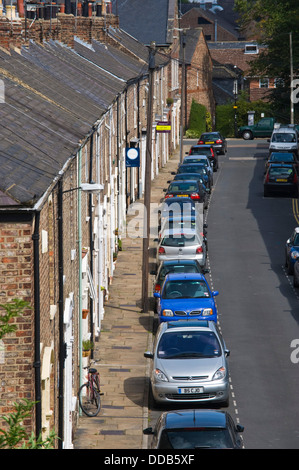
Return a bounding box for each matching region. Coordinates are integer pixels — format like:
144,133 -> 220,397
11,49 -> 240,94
0,13 -> 119,50
0,221 -> 35,434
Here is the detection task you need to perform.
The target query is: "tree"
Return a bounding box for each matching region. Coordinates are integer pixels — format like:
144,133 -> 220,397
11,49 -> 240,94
235,0 -> 299,119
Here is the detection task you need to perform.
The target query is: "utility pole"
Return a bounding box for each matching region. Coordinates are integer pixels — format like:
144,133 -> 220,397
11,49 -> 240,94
142,41 -> 156,313
290,31 -> 294,125
179,29 -> 186,164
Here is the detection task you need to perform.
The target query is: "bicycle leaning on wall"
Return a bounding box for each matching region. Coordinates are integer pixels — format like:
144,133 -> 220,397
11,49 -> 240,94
78,367 -> 103,417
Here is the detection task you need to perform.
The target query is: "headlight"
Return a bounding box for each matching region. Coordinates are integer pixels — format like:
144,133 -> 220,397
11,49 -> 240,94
212,366 -> 226,381
202,308 -> 213,316
291,251 -> 299,260
162,309 -> 173,317
154,368 -> 168,382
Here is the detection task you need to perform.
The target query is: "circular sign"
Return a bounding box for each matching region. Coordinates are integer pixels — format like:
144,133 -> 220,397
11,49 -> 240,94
127,148 -> 139,160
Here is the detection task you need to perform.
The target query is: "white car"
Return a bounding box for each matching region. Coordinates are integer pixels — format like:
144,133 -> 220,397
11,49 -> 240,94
157,227 -> 207,267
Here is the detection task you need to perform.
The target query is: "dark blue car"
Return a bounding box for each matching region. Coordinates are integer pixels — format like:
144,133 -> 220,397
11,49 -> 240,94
154,272 -> 218,323
285,227 -> 299,274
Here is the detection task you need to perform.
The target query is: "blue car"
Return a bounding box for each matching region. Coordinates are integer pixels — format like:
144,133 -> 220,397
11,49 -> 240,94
285,227 -> 299,274
154,272 -> 218,323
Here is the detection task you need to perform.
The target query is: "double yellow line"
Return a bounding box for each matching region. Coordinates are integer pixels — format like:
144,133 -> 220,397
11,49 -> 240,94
292,198 -> 299,225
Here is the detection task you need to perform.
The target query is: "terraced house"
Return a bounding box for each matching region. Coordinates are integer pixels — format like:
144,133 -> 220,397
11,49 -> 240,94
0,0 -> 181,448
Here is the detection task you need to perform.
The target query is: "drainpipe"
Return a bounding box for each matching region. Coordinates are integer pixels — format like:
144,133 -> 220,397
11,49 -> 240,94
58,179 -> 65,448
78,149 -> 83,398
89,133 -> 94,358
33,210 -> 42,439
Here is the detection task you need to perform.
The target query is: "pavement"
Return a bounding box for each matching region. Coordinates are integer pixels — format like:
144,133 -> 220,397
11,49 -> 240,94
73,146 -> 181,449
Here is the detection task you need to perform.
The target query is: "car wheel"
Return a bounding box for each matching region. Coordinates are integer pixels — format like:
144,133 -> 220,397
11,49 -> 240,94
242,130 -> 253,140
287,259 -> 294,275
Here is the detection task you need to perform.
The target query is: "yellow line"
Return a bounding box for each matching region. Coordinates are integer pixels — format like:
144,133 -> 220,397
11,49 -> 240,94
292,198 -> 299,225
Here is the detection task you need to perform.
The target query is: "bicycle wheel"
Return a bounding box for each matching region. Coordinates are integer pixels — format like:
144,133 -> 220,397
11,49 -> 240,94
78,383 -> 101,417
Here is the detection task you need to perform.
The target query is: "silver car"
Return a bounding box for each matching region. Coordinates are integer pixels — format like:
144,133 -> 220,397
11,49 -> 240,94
144,320 -> 230,406
157,228 -> 207,267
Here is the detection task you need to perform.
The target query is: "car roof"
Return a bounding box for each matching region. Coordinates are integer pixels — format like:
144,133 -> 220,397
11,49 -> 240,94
162,196 -> 196,204
174,173 -> 203,179
269,163 -> 294,168
160,259 -> 199,267
169,179 -> 199,184
272,127 -> 297,133
163,409 -> 228,429
191,144 -> 213,148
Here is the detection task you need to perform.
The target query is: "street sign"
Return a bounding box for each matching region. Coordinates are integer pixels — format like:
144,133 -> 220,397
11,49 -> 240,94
126,147 -> 140,167
156,121 -> 171,133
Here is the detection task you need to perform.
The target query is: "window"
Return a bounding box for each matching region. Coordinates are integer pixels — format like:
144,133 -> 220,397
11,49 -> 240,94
245,44 -> 259,54
259,78 -> 269,88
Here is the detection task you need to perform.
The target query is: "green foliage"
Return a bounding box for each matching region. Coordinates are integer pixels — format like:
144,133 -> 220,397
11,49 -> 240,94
0,399 -> 58,449
234,0 -> 299,119
215,96 -> 275,137
0,299 -> 30,340
187,99 -> 208,138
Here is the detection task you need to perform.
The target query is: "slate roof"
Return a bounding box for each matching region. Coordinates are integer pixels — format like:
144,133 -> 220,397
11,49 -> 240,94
111,0 -> 175,46
0,34 -> 154,209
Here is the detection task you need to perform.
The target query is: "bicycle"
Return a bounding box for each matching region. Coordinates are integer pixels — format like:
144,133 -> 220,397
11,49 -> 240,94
78,367 -> 103,417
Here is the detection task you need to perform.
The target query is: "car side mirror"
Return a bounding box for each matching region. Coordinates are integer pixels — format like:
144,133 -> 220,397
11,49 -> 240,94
143,427 -> 154,435
144,351 -> 153,359
212,291 -> 219,297
225,349 -> 230,357
154,292 -> 160,298
163,188 -> 167,192
236,424 -> 244,433
171,171 -> 176,175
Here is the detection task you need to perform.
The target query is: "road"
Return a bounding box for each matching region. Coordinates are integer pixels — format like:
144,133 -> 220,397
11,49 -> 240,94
148,138 -> 299,449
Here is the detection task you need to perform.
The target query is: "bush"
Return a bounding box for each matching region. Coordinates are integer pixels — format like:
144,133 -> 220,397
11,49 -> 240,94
187,99 -> 207,138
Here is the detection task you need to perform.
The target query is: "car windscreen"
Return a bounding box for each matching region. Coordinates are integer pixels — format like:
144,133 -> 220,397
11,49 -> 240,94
159,428 -> 232,449
162,279 -> 209,298
272,133 -> 296,142
157,331 -> 221,359
174,173 -> 204,183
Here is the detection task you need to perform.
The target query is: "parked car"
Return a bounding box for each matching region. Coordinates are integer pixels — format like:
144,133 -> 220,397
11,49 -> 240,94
163,180 -> 208,209
151,260 -> 209,313
144,319 -> 230,406
268,125 -> 299,157
167,173 -> 210,196
177,163 -> 213,189
285,227 -> 299,274
198,132 -> 227,155
263,163 -> 298,198
154,272 -> 218,322
188,144 -> 219,170
157,229 -> 207,266
158,197 -> 198,230
265,152 -> 299,173
183,155 -> 213,177
159,215 -> 207,241
143,409 -> 244,449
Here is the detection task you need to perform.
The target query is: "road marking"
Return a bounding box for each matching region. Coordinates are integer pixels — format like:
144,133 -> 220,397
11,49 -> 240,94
292,198 -> 299,225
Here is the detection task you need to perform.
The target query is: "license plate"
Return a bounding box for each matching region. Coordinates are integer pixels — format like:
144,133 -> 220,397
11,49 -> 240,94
206,141 -> 214,144
276,178 -> 287,182
177,194 -> 189,197
178,387 -> 204,394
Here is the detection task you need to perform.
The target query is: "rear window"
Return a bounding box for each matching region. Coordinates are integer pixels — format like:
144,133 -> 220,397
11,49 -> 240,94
270,154 -> 295,162
158,264 -> 200,283
190,148 -> 211,156
269,167 -> 294,177
161,234 -> 200,247
168,182 -> 198,192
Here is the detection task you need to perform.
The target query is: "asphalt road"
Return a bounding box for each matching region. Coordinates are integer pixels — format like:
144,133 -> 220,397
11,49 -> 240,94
148,138 -> 299,449
207,138 -> 299,449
